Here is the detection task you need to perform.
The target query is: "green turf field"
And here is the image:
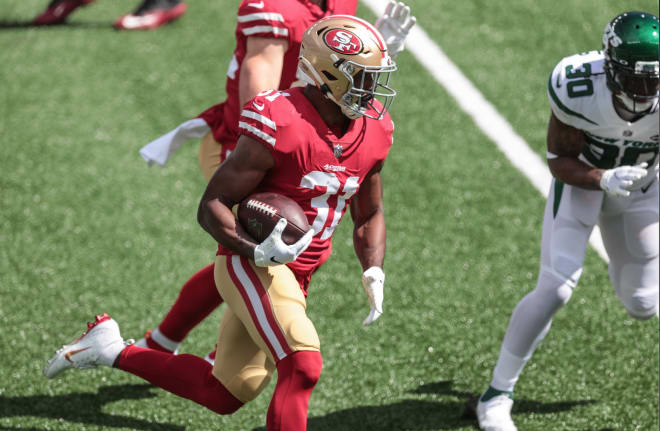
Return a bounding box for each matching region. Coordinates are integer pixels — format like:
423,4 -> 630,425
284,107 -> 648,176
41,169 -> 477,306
1,1 -> 658,430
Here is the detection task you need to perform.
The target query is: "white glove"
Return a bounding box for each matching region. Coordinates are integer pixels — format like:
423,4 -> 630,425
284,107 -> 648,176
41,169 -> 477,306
374,1 -> 416,58
362,266 -> 385,326
253,219 -> 314,267
600,162 -> 648,197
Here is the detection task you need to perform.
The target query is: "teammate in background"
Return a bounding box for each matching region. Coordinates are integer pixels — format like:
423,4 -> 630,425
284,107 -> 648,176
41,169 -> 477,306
136,0 -> 415,360
476,11 -> 659,431
44,16 -> 397,431
33,0 -> 187,30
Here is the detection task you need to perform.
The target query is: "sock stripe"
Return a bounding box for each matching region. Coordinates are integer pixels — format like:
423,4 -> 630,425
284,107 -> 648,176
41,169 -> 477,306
150,328 -> 181,352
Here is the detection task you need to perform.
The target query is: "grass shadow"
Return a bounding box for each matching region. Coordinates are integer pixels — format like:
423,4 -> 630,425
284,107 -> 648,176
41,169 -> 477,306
0,384 -> 184,431
0,20 -> 112,30
252,381 -> 475,431
252,380 -> 598,431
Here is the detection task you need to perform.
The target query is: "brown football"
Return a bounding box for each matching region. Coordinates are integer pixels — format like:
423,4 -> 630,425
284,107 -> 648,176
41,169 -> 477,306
237,192 -> 311,245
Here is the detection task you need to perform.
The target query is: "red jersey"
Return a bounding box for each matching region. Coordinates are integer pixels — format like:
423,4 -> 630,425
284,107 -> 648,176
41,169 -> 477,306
218,87 -> 394,294
198,0 -> 358,161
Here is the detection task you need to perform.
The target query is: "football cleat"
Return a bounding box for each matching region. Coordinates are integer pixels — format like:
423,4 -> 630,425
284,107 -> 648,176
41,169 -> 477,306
134,328 -> 180,354
477,388 -> 518,431
33,0 -> 95,26
114,0 -> 187,30
203,348 -> 216,365
43,313 -> 130,379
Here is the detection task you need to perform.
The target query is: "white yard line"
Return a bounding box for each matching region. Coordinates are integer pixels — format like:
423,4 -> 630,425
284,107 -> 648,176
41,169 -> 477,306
362,0 -> 609,262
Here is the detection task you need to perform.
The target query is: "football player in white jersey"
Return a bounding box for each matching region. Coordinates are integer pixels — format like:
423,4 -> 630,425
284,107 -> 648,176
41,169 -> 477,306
476,11 -> 659,431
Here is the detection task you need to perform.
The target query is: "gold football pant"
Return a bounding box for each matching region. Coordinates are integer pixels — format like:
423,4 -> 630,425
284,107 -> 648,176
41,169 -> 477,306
198,131 -> 223,182
212,255 -> 320,403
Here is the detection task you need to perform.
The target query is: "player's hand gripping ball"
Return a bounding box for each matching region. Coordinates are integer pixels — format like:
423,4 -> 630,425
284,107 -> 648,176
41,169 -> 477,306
238,192 -> 311,245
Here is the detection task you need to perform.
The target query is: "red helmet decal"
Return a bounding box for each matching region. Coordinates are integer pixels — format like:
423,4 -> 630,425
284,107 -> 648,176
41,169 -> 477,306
323,28 -> 363,55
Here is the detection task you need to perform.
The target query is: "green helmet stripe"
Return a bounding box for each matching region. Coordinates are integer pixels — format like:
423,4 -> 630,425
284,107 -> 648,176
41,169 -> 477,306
547,75 -> 598,125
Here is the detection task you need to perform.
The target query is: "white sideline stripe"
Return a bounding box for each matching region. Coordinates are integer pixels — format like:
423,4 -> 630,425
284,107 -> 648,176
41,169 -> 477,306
242,25 -> 288,36
231,256 -> 286,360
361,0 -> 609,263
241,109 -> 276,130
239,121 -> 276,146
238,12 -> 284,23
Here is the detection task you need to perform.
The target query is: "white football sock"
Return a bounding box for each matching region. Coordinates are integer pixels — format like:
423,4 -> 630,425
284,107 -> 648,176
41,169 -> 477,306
490,346 -> 529,392
490,270 -> 576,392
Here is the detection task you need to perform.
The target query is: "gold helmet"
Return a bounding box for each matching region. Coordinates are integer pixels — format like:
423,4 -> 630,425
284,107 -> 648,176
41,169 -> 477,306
297,15 -> 397,120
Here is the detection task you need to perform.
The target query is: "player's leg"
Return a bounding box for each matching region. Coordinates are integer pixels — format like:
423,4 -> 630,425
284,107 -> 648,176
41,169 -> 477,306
477,181 -> 600,431
212,307 -> 275,403
116,346 -> 243,414
600,184 -> 659,319
214,255 -> 322,431
198,131 -> 224,182
135,263 -> 222,354
116,282 -> 281,415
43,313 -> 244,415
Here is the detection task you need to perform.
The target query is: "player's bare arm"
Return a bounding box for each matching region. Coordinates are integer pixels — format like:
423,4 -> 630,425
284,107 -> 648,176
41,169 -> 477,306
351,162 -> 387,326
198,135 -> 274,256
351,162 -> 386,270
239,37 -> 288,106
546,111 -> 603,190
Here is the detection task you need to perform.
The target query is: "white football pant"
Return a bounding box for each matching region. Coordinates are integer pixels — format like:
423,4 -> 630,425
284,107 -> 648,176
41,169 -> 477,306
490,179 -> 659,392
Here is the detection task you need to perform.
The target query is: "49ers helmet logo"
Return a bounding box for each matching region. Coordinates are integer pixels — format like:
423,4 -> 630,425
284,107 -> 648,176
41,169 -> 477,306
323,28 -> 363,55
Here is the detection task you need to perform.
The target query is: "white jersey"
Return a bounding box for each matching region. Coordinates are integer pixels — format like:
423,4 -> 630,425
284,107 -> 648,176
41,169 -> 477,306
547,50 -> 659,188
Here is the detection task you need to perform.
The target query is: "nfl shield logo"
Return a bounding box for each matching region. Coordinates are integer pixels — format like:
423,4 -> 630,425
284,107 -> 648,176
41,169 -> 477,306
623,130 -> 633,137
333,144 -> 343,158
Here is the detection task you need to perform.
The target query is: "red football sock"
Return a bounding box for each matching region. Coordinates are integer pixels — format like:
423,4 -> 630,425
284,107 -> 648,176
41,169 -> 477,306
267,351 -> 323,431
158,263 -> 223,342
117,344 -> 243,414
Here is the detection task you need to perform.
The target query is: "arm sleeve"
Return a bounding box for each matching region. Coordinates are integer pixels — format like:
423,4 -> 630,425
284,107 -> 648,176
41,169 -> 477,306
238,90 -> 295,168
237,0 -> 291,41
546,56 -> 599,128
546,59 -> 575,126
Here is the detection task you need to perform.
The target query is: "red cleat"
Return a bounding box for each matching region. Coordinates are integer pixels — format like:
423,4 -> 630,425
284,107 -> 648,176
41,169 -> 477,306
114,0 -> 187,30
33,0 -> 95,26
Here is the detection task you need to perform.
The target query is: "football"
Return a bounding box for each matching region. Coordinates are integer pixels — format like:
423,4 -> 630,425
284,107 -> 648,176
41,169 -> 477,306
237,192 -> 311,245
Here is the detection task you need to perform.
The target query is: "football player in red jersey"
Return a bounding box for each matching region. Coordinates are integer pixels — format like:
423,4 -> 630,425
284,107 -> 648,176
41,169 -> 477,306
136,0 -> 415,359
44,16 -> 398,430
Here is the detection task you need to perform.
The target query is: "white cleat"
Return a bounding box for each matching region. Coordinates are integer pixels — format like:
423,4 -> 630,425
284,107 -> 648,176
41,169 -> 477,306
43,313 -> 129,379
477,393 -> 518,431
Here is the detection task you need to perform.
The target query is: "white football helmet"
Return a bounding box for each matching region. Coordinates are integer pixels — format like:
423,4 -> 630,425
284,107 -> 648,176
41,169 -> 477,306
298,15 -> 397,120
